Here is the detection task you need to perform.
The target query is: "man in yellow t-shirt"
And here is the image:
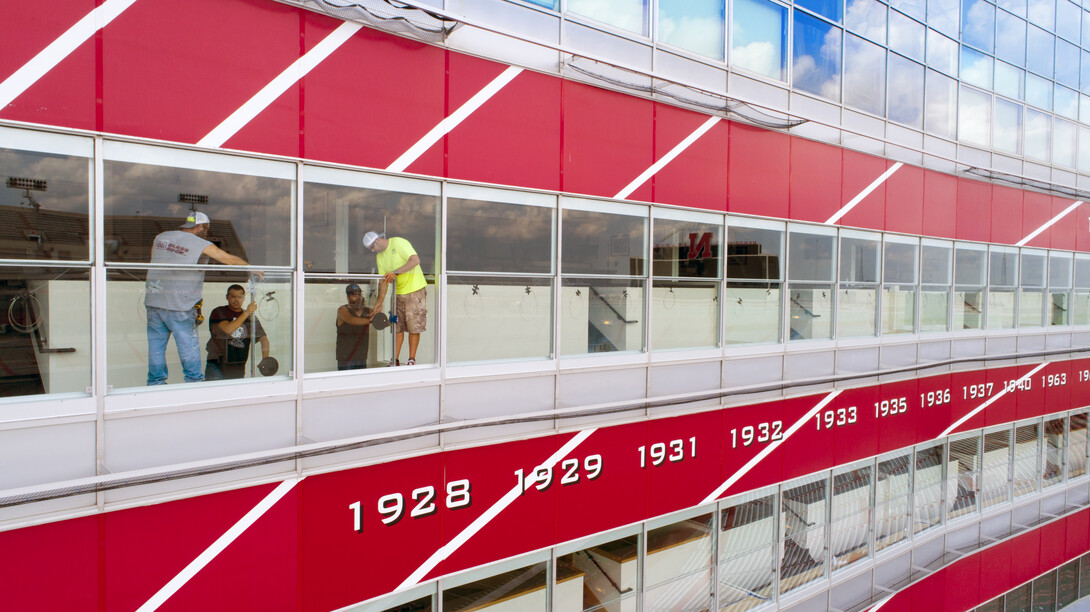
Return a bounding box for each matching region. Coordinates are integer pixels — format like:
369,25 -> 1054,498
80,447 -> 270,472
363,231 -> 426,366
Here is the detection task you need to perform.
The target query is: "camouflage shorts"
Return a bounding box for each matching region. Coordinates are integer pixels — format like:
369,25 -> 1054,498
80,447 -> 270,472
396,287 -> 427,334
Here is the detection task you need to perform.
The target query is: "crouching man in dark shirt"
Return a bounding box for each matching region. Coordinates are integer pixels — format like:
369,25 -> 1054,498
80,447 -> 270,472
205,284 -> 269,380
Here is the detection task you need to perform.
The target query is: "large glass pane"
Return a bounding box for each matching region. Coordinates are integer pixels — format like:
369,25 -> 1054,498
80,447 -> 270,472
1044,416 -> 1066,488
913,442 -> 948,533
929,0 -> 960,36
658,0 -> 725,59
1027,73 -> 1054,110
793,10 -> 843,101
1025,108 -> 1052,162
561,207 -> 646,276
653,216 -> 721,279
725,282 -> 782,344
996,10 -> 1028,66
645,512 -> 714,588
921,241 -> 952,332
105,154 -> 293,267
875,451 -> 912,551
732,0 -> 788,81
830,463 -> 873,570
927,29 -> 959,75
304,277 -> 382,373
1027,25 -> 1055,77
1050,253 -> 1073,326
982,428 -> 1013,509
1057,560 -> 1079,608
844,34 -> 887,115
1032,572 -> 1057,611
447,276 -> 553,362
788,227 -> 835,282
999,0 -> 1027,17
995,61 -> 1025,101
1068,412 -> 1087,479
797,0 -> 842,22
963,0 -> 996,53
994,98 -> 1024,155
926,70 -> 959,139
1028,0 -> 1055,28
888,10 -> 924,61
1054,118 -> 1077,168
443,560 -> 548,612
888,54 -> 925,128
107,268 -> 292,388
0,266 -> 90,398
954,245 -> 986,331
1006,583 -> 1033,611
883,239 -> 917,334
789,284 -> 833,340
890,0 -> 925,21
568,0 -> 647,35
555,531 -> 639,612
719,489 -> 777,611
989,247 -> 1018,329
949,433 -> 982,518
303,173 -> 439,275
652,280 -> 718,350
780,475 -> 828,593
643,570 -> 713,612
1057,0 -> 1081,42
1021,250 -> 1047,327
846,0 -> 886,43
560,278 -> 644,355
1076,255 -> 1090,325
1014,422 -> 1041,498
1056,39 -> 1081,88
727,223 -> 783,281
0,135 -> 91,262
1080,127 -> 1090,174
840,232 -> 880,338
1056,85 -> 1079,119
447,195 -> 553,274
961,47 -> 995,89
959,85 -> 992,147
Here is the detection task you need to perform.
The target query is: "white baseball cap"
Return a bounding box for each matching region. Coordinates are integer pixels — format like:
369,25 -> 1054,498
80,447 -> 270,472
180,211 -> 210,228
362,231 -> 385,248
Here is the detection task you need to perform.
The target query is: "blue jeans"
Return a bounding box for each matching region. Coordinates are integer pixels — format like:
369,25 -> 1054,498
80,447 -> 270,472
147,306 -> 204,385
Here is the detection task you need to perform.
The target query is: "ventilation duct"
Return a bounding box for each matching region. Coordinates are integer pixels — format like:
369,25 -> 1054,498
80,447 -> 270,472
296,0 -> 460,43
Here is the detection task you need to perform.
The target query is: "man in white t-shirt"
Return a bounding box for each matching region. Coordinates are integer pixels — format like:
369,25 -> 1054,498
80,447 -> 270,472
145,212 -> 253,385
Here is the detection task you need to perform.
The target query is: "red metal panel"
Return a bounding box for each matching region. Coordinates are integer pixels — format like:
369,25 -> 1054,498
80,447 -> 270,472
1067,510 -> 1090,559
301,22 -> 446,173
434,434 -> 563,580
0,514 -> 98,611
990,186 -> 1024,245
956,178 -> 991,242
834,385 -> 879,465
1009,528 -> 1042,585
162,485 -> 299,612
1072,357 -> 1090,410
561,81 -> 654,198
299,453 -> 443,612
0,0 -> 97,130
877,378 -> 918,454
1051,195 -> 1079,250
883,164 -> 924,235
651,103 -> 729,211
910,570 -> 945,610
788,137 -> 842,224
554,422 -> 648,543
1039,519 -> 1068,571
1078,203 -> 1090,253
726,122 -> 789,218
1023,192 -> 1054,249
101,0 -> 302,144
1016,362 -> 1048,420
1044,360 -> 1072,419
922,171 -> 958,239
646,410 -> 724,516
720,399 -> 783,497
978,539 -> 1013,602
984,365 -> 1019,427
446,62 -> 561,191
838,149 -> 887,230
944,554 -> 981,612
915,373 -> 953,442
779,393 -> 835,482
104,483 -> 278,611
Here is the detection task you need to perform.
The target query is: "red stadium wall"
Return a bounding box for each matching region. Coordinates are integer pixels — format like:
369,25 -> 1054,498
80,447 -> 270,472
0,357 -> 1088,610
1,0 -> 1086,251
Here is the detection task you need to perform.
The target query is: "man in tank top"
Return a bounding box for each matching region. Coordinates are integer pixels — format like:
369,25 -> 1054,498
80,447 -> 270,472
145,211 -> 255,385
335,283 -> 371,370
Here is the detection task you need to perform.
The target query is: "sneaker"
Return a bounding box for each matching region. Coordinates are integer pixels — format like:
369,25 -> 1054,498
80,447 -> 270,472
406,358 -> 415,366
387,359 -> 400,367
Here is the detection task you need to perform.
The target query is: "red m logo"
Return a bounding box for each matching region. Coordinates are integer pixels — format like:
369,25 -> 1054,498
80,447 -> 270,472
687,232 -> 712,259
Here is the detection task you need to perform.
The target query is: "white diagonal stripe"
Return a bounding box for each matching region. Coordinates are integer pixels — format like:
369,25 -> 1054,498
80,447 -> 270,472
701,390 -> 842,505
868,594 -> 894,612
614,116 -> 722,200
1016,200 -> 1083,246
0,0 -> 139,109
825,162 -> 903,225
136,477 -> 302,611
198,21 -> 362,148
396,428 -> 596,591
386,65 -> 523,173
938,362 -> 1048,438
